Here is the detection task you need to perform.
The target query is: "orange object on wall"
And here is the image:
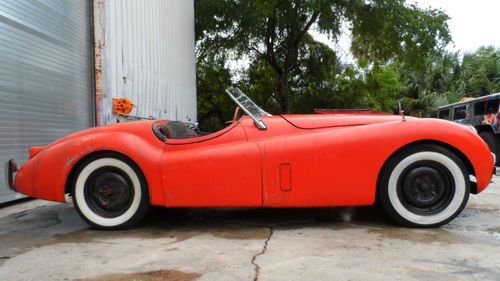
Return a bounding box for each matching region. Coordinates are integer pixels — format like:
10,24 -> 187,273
112,98 -> 135,115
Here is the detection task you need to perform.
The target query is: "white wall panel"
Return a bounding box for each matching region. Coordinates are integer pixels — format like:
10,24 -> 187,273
100,0 -> 197,124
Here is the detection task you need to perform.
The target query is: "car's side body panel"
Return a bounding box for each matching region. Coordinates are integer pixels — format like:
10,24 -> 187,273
12,114 -> 493,210
241,117 -> 384,207
160,123 -> 263,207
240,116 -> 493,207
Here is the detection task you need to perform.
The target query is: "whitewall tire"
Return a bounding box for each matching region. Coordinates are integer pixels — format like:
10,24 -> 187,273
378,144 -> 470,227
72,153 -> 149,229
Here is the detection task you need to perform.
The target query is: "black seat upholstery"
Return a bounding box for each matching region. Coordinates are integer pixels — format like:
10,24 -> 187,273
159,121 -> 198,139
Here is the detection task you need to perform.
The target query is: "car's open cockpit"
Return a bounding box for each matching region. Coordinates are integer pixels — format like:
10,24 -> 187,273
158,121 -> 199,139
153,87 -> 271,141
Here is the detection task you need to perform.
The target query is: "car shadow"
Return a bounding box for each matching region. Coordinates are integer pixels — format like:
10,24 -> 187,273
1,201 -> 397,249
0,202 -> 471,261
45,206 -> 395,243
138,205 -> 395,231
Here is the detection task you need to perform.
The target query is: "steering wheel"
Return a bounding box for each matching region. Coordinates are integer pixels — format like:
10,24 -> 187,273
225,106 -> 243,125
233,106 -> 242,122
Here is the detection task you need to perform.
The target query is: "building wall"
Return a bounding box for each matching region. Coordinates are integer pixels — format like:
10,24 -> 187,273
0,0 -> 94,204
95,0 -> 197,125
0,0 -> 197,204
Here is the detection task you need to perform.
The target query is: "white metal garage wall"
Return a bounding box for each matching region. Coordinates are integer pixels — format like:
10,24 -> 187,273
0,0 -> 94,203
98,0 -> 197,124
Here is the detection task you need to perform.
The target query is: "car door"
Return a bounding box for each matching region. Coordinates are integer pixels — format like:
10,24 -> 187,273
240,116 -> 377,208
240,116 -> 334,207
160,122 -> 262,207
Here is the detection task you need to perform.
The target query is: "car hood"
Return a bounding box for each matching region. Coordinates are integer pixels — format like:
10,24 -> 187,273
280,114 -> 410,129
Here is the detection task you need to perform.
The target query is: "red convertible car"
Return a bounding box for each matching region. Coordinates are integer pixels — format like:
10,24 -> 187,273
5,88 -> 495,229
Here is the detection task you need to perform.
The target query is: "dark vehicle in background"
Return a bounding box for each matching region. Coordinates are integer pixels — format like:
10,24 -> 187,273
437,93 -> 500,165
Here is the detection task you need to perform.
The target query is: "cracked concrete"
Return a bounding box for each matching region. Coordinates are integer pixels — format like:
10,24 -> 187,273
0,177 -> 499,280
251,226 -> 273,281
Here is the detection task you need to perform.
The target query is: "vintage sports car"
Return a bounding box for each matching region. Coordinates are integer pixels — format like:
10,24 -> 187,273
5,88 -> 495,229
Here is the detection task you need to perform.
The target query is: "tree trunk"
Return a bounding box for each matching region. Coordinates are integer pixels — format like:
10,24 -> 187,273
278,72 -> 290,113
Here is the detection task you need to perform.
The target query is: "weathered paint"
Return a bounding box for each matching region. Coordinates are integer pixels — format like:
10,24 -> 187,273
95,0 -> 197,125
12,114 -> 494,209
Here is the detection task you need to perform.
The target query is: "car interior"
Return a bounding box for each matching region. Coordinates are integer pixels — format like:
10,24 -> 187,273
155,104 -> 245,140
158,121 -> 199,139
154,88 -> 270,140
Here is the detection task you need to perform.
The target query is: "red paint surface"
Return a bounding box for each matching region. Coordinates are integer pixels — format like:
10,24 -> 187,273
314,109 -> 390,115
279,163 -> 292,192
13,113 -> 494,208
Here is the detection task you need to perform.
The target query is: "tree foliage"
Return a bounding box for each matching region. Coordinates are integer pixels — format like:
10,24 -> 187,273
195,0 -> 450,113
462,46 -> 500,96
399,46 -> 500,116
196,57 -> 234,131
350,1 -> 450,68
194,0 -> 498,130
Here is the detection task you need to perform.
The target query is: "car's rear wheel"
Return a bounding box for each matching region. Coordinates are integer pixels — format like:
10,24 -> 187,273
378,144 -> 469,227
479,131 -> 500,165
72,153 -> 149,229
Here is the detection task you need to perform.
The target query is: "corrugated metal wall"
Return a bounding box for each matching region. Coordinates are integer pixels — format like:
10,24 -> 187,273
100,0 -> 197,124
0,0 -> 93,203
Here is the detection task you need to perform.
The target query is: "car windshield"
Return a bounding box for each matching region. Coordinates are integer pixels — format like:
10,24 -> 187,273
225,87 -> 271,122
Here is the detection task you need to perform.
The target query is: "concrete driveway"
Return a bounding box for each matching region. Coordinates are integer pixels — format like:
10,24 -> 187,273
0,178 -> 499,281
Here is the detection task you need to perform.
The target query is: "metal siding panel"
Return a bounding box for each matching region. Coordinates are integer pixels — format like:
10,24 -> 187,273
101,0 -> 197,124
0,0 -> 93,203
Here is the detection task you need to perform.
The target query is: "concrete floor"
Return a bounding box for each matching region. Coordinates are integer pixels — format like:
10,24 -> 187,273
0,179 -> 499,281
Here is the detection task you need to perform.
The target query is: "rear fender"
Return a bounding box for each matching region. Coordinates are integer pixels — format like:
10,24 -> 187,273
16,132 -> 165,205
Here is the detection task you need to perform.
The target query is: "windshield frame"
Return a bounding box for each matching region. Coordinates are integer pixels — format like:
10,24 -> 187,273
225,87 -> 271,130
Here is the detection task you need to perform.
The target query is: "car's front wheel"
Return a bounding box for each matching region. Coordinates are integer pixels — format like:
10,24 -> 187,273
378,144 -> 469,227
72,153 -> 149,229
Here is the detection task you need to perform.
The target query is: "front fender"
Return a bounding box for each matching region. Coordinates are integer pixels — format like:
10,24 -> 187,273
381,119 -> 493,193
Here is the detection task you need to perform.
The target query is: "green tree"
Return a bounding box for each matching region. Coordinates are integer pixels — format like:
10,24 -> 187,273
461,46 -> 500,96
398,52 -> 464,116
290,37 -> 402,113
196,0 -> 451,113
397,46 -> 500,116
196,57 -> 234,131
239,34 -> 342,114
